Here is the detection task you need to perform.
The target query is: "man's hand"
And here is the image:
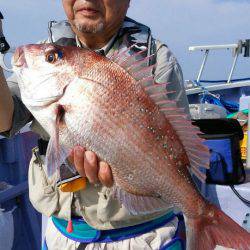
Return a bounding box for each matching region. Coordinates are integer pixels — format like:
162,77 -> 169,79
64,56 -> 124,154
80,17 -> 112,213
69,146 -> 114,188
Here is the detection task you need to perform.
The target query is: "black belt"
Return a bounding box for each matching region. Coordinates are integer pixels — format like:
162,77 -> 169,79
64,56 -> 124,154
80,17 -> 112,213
38,139 -> 49,155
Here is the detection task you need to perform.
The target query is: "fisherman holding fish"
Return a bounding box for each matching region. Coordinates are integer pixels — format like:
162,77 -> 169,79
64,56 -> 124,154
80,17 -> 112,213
1,1 -> 250,250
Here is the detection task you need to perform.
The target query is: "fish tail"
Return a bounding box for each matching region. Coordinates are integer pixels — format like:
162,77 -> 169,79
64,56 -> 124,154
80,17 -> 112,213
185,204 -> 250,250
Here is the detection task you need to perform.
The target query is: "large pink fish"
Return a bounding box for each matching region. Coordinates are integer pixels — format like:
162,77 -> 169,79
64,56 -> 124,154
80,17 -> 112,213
13,44 -> 250,249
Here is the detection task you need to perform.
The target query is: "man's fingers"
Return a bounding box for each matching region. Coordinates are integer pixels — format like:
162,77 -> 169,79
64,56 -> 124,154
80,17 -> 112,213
73,146 -> 86,177
84,151 -> 99,184
72,147 -> 113,187
98,161 -> 113,187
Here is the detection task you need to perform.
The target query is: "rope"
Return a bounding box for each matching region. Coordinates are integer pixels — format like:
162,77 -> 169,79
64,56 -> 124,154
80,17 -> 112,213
200,91 -> 239,113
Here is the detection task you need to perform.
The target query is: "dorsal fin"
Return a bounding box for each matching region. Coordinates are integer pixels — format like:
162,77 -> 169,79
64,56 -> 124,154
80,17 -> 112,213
120,50 -> 149,68
111,44 -> 138,63
132,65 -> 155,81
111,46 -> 210,182
111,44 -> 148,67
110,43 -> 154,81
137,76 -> 155,87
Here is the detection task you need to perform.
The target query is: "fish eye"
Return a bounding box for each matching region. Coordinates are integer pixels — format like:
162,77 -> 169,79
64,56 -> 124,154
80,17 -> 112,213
46,53 -> 56,63
45,50 -> 63,63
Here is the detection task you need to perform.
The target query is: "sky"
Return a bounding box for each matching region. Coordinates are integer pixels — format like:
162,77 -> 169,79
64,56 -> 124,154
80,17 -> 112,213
1,0 -> 250,80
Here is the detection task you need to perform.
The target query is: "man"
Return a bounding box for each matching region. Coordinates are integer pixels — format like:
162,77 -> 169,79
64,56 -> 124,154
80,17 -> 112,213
0,1 -> 189,249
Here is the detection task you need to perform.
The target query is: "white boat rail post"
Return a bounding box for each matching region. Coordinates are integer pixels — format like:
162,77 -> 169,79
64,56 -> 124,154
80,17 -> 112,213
227,40 -> 243,83
197,49 -> 209,83
189,43 -> 239,84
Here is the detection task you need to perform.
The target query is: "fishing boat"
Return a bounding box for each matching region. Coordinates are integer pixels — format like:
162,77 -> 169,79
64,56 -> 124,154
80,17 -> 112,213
0,20 -> 249,248
186,40 -> 250,234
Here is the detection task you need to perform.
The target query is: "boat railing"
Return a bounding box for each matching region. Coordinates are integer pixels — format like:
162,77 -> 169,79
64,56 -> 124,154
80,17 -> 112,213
186,40 -> 250,95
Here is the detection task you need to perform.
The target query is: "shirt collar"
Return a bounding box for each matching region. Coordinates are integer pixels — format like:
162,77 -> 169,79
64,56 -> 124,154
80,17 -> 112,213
75,34 -> 117,56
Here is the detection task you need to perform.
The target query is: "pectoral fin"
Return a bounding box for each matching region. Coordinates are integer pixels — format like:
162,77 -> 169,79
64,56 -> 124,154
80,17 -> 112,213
45,120 -> 76,180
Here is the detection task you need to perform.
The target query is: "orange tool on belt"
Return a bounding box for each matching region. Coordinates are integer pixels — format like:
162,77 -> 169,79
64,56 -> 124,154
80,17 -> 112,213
59,177 -> 87,192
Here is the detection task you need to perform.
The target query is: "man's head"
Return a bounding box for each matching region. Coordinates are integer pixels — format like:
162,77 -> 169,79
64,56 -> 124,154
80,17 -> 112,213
62,0 -> 130,35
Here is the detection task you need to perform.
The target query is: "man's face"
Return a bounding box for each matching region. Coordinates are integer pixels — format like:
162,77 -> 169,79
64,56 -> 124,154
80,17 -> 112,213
62,0 -> 130,34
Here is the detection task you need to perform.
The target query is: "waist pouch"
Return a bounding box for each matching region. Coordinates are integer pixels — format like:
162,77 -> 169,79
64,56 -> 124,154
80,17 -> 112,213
192,119 -> 245,185
51,212 -> 184,246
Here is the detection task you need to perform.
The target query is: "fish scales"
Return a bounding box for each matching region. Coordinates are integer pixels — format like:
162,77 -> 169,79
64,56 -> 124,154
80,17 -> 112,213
13,44 -> 250,250
61,54 -> 204,214
16,44 -> 206,213
64,71 -> 155,188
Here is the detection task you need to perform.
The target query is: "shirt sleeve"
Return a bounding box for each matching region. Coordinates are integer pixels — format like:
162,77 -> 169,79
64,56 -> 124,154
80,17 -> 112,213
154,41 -> 190,115
0,75 -> 32,138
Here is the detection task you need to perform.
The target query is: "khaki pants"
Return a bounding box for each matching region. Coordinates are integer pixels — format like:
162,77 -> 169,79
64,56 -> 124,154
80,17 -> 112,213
45,217 -> 179,250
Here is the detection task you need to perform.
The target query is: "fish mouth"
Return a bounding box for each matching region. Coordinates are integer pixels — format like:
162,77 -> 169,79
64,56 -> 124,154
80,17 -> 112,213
23,84 -> 69,108
13,47 -> 27,68
22,95 -> 64,108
